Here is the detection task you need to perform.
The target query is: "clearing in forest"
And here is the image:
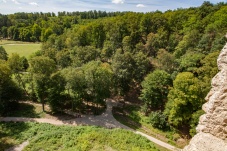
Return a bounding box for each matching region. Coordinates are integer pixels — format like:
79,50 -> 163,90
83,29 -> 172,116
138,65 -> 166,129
0,40 -> 41,58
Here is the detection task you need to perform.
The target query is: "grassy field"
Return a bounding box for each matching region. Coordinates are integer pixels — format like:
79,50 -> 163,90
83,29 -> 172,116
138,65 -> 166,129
112,104 -> 188,149
0,122 -> 159,151
0,40 -> 41,58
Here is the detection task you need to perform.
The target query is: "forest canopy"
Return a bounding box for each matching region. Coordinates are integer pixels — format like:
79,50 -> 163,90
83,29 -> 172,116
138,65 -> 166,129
0,1 -> 226,137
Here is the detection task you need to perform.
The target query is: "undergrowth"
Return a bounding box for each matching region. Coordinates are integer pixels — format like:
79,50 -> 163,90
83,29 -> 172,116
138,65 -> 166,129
0,122 -> 159,151
112,105 -> 188,148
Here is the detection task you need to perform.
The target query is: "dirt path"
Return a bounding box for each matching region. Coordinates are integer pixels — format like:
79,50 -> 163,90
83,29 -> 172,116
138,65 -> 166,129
0,99 -> 179,151
5,141 -> 29,151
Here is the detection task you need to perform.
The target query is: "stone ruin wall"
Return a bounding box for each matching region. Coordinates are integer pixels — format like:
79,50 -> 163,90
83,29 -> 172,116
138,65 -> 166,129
183,42 -> 227,151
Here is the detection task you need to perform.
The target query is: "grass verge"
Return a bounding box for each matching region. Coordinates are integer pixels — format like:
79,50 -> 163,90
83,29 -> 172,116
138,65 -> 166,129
5,102 -> 46,118
0,122 -> 160,151
112,104 -> 188,149
4,102 -> 77,120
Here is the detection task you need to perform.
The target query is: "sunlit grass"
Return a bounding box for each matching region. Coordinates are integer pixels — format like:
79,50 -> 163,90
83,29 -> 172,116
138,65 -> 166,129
0,122 -> 159,151
0,40 -> 41,58
112,105 -> 188,149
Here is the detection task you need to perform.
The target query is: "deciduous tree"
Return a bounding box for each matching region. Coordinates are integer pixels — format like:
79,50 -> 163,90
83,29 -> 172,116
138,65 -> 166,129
164,72 -> 204,127
140,70 -> 171,114
29,56 -> 56,111
0,46 -> 8,61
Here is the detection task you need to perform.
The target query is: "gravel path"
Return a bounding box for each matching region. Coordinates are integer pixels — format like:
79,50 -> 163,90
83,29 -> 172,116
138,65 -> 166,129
5,141 -> 29,151
0,99 -> 179,151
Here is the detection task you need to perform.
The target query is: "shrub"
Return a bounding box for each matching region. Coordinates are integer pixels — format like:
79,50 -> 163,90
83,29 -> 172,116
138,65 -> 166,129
149,111 -> 170,130
189,110 -> 205,136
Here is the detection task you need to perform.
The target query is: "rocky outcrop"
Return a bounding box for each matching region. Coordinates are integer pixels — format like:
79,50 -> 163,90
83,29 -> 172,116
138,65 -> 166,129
183,132 -> 227,151
183,43 -> 227,151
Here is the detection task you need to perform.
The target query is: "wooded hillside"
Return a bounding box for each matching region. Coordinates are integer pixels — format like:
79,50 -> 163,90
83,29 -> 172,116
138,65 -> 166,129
0,1 -> 226,137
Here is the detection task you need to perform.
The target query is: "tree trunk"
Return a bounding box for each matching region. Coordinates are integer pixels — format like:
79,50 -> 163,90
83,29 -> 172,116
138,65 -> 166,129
42,101 -> 45,112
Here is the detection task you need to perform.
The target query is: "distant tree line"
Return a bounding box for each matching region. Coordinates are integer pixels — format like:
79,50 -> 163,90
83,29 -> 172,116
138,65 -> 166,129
0,11 -> 126,42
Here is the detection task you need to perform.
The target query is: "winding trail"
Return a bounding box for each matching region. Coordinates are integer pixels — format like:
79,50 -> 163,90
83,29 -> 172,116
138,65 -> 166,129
5,141 -> 29,151
0,99 -> 179,151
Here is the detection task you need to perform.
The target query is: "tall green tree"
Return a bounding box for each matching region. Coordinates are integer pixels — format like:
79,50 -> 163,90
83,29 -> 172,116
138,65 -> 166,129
177,52 -> 204,72
32,24 -> 42,41
140,13 -> 152,39
196,51 -> 219,96
153,49 -> 176,74
1,26 -> 8,38
41,28 -> 53,42
19,27 -> 32,41
8,53 -> 28,96
61,67 -> 86,111
71,46 -> 100,66
112,50 -> 134,94
164,72 -> 204,127
0,60 -> 11,114
91,22 -> 105,48
83,61 -> 113,113
56,50 -> 71,68
0,46 -> 8,61
47,72 -> 66,112
0,60 -> 22,115
29,56 -> 56,111
140,70 -> 172,114
133,52 -> 150,82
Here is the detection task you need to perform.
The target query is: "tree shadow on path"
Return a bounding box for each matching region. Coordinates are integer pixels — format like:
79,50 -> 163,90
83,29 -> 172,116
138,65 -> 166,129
5,102 -> 42,118
0,122 -> 30,151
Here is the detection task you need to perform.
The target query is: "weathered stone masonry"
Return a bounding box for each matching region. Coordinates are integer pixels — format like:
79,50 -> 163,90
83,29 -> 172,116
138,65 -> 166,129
183,42 -> 227,151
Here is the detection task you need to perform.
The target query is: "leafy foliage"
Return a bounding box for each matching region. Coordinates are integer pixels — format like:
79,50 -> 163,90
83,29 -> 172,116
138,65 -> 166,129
0,2 -> 226,136
153,49 -> 176,74
61,67 -> 86,111
189,110 -> 205,136
112,50 -> 135,94
0,46 -> 8,60
0,60 -> 22,115
82,61 -> 113,109
47,72 -> 66,112
140,70 -> 172,112
164,72 -> 204,127
177,52 -> 204,72
0,122 -> 158,151
196,51 -> 219,95
29,56 -> 56,111
148,111 -> 169,130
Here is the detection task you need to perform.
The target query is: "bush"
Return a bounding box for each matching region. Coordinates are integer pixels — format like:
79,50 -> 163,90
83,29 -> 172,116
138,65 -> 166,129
189,110 -> 205,136
0,80 -> 23,116
148,111 -> 170,130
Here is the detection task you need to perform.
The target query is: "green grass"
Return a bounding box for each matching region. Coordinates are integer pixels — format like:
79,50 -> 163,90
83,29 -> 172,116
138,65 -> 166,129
112,105 -> 188,148
0,40 -> 41,58
5,102 -> 76,120
5,102 -> 46,118
0,40 -> 34,45
0,122 -> 160,151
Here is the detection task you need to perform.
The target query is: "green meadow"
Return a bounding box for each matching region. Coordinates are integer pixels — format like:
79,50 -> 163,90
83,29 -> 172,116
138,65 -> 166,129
0,122 -> 159,151
0,40 -> 41,58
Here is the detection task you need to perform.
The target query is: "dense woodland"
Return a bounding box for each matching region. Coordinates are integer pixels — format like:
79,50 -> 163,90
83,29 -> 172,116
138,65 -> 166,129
1,1 -> 227,137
